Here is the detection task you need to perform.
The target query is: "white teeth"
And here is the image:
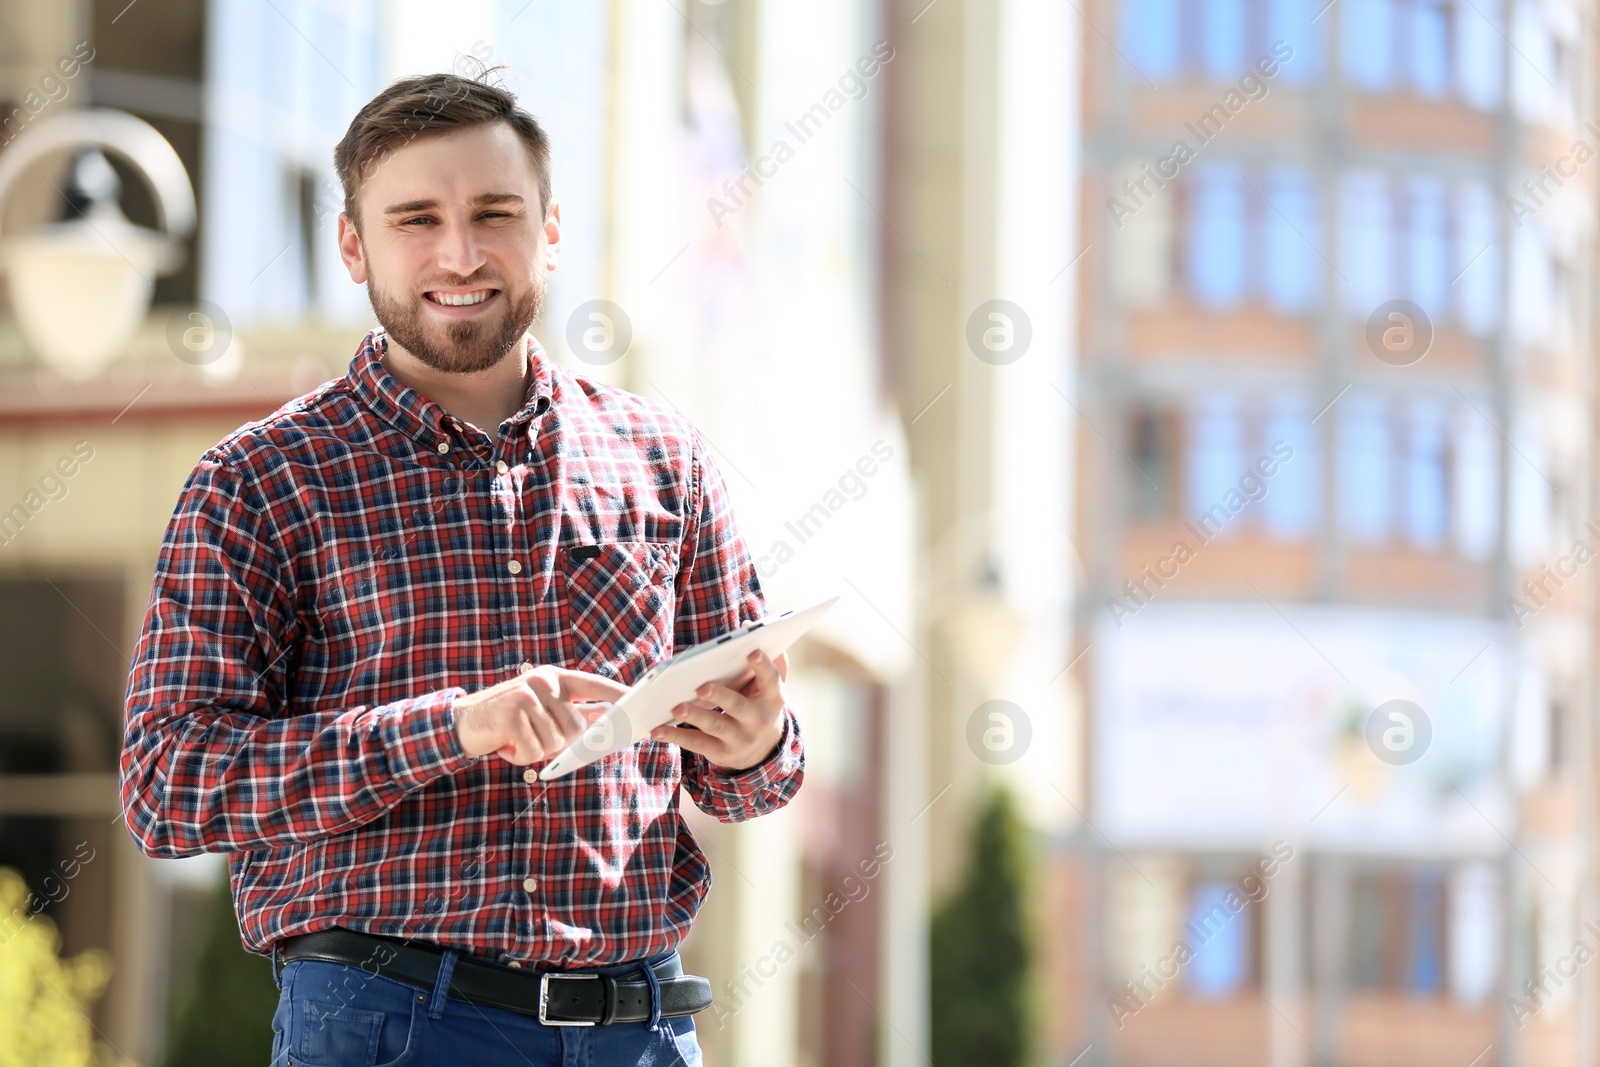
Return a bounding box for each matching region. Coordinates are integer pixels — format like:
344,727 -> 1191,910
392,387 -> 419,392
431,290 -> 493,306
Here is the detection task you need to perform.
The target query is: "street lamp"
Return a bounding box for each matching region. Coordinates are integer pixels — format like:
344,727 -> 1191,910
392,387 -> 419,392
0,108 -> 195,380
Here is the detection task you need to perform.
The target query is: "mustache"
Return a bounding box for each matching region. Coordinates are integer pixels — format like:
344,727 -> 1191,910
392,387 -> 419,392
417,274 -> 505,291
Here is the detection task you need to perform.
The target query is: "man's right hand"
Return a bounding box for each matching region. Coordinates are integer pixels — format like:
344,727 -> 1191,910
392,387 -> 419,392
453,665 -> 630,765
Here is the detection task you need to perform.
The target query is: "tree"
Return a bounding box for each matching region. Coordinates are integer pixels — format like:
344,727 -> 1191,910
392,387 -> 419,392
163,874 -> 279,1067
0,866 -> 122,1067
930,784 -> 1035,1066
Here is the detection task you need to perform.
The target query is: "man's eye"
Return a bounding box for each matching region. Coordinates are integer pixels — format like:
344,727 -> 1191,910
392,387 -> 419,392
480,211 -> 511,220
402,216 -> 433,226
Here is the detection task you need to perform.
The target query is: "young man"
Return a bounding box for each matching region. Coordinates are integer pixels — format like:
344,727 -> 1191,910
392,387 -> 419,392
119,72 -> 804,1066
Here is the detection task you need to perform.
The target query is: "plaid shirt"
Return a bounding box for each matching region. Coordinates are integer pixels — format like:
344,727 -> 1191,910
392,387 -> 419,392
120,328 -> 804,968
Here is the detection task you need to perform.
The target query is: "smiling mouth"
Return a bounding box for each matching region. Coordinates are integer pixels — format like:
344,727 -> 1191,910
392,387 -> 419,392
424,288 -> 499,307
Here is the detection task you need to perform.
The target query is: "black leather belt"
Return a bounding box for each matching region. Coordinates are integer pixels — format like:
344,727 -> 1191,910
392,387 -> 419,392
276,928 -> 713,1026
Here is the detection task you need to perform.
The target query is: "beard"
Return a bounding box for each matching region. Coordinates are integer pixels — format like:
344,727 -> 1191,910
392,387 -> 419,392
368,268 -> 544,374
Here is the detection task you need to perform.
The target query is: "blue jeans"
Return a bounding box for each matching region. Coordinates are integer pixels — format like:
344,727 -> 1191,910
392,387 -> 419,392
268,945 -> 703,1067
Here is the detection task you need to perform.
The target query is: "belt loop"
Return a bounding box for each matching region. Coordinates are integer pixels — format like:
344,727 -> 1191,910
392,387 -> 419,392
271,941 -> 283,991
641,958 -> 662,1031
428,949 -> 459,1019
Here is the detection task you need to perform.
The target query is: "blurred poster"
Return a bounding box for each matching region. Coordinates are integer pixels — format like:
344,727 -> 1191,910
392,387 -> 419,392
1092,604 -> 1511,853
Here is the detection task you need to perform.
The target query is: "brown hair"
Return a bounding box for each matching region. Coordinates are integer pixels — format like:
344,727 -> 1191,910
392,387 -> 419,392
333,69 -> 551,229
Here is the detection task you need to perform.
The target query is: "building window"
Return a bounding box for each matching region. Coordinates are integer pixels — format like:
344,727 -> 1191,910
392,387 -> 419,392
1408,875 -> 1447,994
1262,396 -> 1320,535
1338,395 -> 1394,543
1339,171 -> 1394,312
1455,182 -> 1499,334
1404,176 -> 1450,312
1183,165 -> 1320,312
1188,166 -> 1249,306
1263,167 -> 1321,311
1128,395 -> 1321,538
1511,0 -> 1580,124
1268,0 -> 1320,84
1125,0 -> 1185,79
1341,172 -> 1500,334
1343,0 -> 1396,89
1201,0 -> 1250,79
1409,0 -> 1453,97
1187,396 -> 1245,530
1348,870 -> 1450,995
1186,881 -> 1252,996
1121,0 -> 1322,83
1341,0 -> 1505,108
1402,402 -> 1450,546
1338,394 -> 1501,553
1129,408 -> 1181,522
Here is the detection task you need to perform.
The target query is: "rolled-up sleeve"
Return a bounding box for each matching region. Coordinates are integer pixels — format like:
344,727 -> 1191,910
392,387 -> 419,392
672,427 -> 805,822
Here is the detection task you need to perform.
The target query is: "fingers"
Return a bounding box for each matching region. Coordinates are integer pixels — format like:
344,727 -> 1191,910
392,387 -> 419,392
550,668 -> 631,704
747,650 -> 781,691
667,703 -> 736,738
651,721 -> 724,761
696,680 -> 749,718
521,673 -> 588,752
501,708 -> 542,765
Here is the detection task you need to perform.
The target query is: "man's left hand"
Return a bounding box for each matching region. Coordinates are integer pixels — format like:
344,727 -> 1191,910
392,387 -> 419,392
650,649 -> 790,771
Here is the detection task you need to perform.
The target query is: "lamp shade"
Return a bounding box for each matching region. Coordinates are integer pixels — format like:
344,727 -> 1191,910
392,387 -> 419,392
0,110 -> 194,379
0,217 -> 173,380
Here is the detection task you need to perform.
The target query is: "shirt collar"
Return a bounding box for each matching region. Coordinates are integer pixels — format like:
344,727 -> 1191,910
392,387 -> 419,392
346,328 -> 554,446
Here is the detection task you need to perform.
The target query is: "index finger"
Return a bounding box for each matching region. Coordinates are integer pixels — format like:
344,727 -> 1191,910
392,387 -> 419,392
746,650 -> 781,689
548,668 -> 631,704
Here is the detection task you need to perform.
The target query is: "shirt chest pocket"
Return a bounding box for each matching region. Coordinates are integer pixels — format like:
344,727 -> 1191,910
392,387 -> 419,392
560,540 -> 679,683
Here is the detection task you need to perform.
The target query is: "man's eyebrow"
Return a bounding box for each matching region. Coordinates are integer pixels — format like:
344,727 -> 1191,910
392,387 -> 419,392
383,193 -> 526,215
472,192 -> 525,206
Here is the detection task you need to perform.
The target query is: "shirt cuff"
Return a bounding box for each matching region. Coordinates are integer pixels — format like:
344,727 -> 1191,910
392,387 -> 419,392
698,706 -> 805,814
379,686 -> 475,790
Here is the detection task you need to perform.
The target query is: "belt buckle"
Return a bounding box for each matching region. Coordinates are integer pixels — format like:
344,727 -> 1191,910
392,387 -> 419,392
539,972 -> 598,1026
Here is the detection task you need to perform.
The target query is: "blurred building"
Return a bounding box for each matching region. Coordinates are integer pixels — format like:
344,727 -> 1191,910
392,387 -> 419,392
1057,1 -> 1597,1066
0,2 -> 928,1065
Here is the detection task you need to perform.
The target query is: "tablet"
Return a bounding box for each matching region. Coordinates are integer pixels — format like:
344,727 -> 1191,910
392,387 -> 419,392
538,592 -> 840,780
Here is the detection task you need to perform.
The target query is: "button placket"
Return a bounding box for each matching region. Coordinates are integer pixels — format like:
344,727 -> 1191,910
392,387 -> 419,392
490,458 -> 526,671
497,456 -> 542,949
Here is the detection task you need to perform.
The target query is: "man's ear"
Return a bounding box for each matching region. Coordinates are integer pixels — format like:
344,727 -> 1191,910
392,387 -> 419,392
337,212 -> 368,284
541,200 -> 561,275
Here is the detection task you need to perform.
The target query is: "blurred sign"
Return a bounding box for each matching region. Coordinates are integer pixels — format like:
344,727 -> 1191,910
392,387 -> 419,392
1092,604 -> 1512,853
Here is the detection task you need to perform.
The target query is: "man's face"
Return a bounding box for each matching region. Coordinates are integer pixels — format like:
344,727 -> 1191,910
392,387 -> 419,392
337,122 -> 559,374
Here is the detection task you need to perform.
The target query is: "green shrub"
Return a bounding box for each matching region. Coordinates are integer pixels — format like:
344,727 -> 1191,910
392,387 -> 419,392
930,784 -> 1034,1067
164,874 -> 278,1067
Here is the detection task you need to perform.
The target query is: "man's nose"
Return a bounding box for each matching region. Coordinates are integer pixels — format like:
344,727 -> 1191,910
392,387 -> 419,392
435,221 -> 488,278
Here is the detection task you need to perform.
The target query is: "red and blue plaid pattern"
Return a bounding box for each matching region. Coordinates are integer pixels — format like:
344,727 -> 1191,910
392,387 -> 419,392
120,328 -> 804,968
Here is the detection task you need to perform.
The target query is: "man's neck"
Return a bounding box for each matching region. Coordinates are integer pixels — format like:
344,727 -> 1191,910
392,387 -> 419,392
380,333 -> 533,438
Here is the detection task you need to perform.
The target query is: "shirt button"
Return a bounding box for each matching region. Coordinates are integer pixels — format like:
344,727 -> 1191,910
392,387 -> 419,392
519,661 -> 534,673
436,441 -> 450,454
507,960 -> 522,970
507,559 -> 523,575
523,768 -> 537,784
496,460 -> 509,474
523,877 -> 538,893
